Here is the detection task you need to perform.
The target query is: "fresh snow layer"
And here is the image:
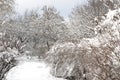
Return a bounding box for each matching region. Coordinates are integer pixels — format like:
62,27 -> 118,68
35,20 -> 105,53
6,61 -> 66,80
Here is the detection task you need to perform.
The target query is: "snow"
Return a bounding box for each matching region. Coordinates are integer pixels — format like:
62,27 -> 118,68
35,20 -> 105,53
6,60 -> 66,80
102,8 -> 120,25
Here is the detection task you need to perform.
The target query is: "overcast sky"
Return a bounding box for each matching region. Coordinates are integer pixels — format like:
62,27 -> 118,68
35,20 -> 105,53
15,0 -> 86,18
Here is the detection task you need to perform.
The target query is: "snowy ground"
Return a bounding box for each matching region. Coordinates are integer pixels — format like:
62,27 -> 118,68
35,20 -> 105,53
5,59 -> 66,80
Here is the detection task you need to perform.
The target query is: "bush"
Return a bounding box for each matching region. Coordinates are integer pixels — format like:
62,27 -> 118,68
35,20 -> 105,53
0,32 -> 28,80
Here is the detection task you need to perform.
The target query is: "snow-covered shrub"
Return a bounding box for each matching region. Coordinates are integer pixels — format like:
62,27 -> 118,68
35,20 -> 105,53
0,32 -> 28,80
0,52 -> 16,80
46,42 -> 89,80
46,8 -> 120,80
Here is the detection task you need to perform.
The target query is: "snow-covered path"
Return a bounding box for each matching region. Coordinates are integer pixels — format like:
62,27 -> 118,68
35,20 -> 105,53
6,60 -> 66,80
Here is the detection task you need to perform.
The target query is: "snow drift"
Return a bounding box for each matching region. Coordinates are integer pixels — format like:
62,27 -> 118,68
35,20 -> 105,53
6,60 -> 66,80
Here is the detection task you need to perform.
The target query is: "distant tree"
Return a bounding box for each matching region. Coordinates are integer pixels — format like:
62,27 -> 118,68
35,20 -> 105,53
0,0 -> 15,26
39,6 -> 66,50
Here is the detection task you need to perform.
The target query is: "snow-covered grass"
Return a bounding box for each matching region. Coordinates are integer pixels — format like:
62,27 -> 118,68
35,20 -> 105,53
6,60 -> 66,80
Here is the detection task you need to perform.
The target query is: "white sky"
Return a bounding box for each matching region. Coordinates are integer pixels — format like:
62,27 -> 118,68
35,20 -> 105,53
15,0 -> 86,18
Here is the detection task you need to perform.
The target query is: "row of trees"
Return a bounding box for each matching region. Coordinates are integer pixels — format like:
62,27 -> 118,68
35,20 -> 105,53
1,0 -> 120,54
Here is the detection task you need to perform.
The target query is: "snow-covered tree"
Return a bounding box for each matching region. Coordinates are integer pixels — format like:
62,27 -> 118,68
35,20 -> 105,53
69,0 -> 120,39
46,8 -> 120,80
69,0 -> 108,39
39,6 -> 66,50
6,6 -> 67,57
0,0 -> 15,26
